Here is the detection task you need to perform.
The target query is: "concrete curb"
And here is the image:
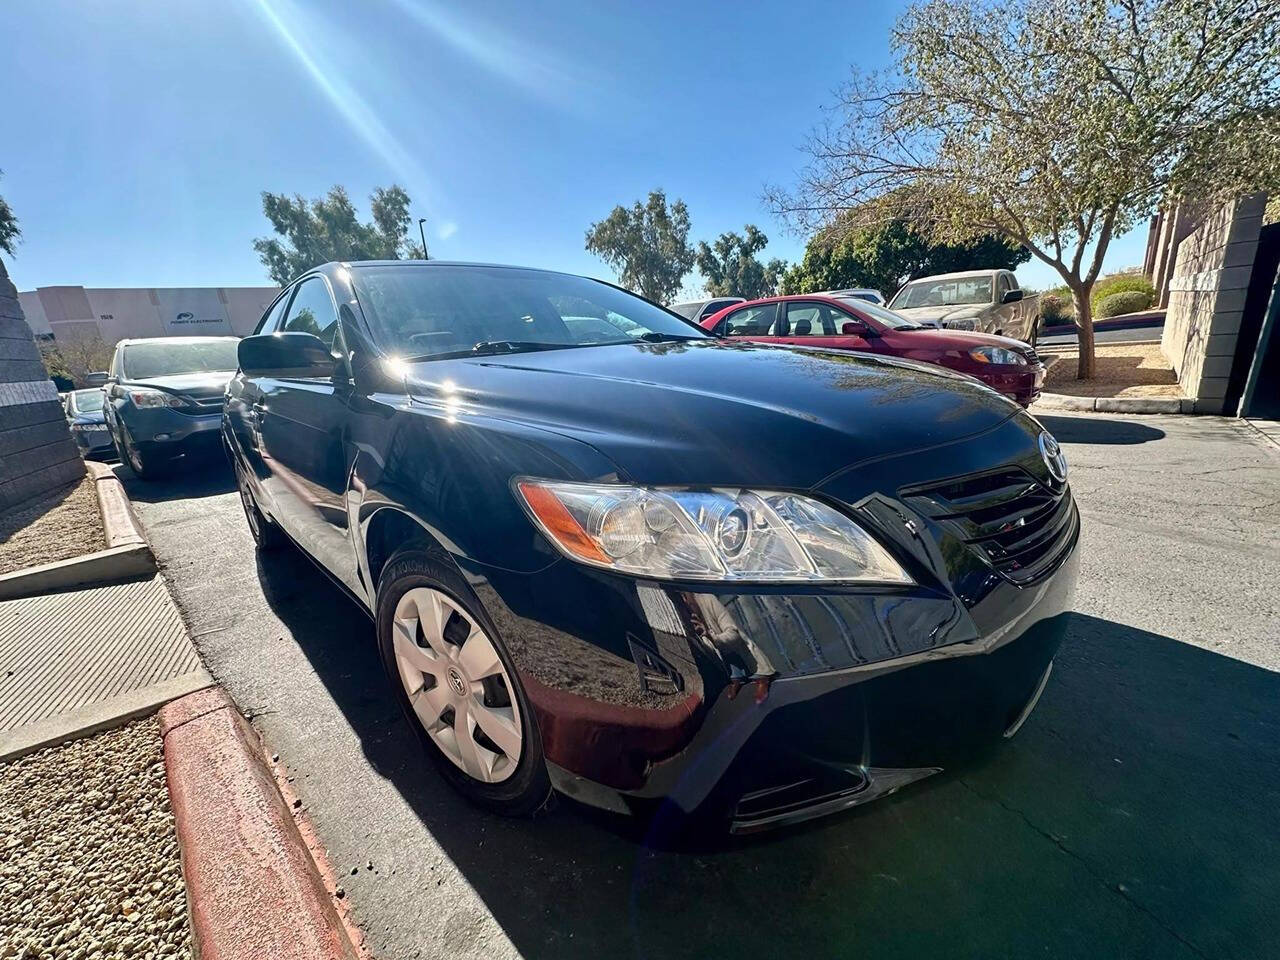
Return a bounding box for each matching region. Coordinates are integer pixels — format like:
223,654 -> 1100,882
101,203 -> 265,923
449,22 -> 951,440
88,461 -> 149,550
0,542 -> 155,600
0,670 -> 213,762
1037,392 -> 1193,415
0,463 -> 156,600
159,688 -> 363,960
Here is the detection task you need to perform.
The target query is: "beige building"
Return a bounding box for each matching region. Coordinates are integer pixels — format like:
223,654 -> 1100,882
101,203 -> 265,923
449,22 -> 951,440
19,284 -> 280,344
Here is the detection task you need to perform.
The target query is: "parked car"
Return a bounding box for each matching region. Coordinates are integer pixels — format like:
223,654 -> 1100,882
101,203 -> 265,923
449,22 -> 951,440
888,269 -> 1040,342
670,297 -> 745,324
103,336 -> 240,479
814,287 -> 886,306
63,387 -> 116,460
703,295 -> 1047,407
224,261 -> 1078,833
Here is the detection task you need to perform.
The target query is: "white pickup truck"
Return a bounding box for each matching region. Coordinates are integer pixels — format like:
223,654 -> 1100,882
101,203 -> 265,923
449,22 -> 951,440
888,269 -> 1040,344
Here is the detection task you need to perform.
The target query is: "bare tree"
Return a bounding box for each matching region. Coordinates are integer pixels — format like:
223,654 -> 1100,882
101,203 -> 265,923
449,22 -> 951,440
56,329 -> 115,385
767,0 -> 1280,377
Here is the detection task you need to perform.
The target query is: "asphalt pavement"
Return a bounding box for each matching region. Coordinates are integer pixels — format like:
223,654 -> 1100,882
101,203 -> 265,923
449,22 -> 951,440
120,412 -> 1280,960
1038,323 -> 1163,346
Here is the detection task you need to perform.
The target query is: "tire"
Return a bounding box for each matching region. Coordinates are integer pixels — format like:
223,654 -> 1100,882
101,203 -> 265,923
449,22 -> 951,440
376,549 -> 552,817
120,427 -> 169,481
235,465 -> 286,551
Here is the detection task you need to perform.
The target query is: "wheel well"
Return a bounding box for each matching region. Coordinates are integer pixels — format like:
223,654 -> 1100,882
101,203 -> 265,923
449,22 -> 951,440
364,508 -> 443,591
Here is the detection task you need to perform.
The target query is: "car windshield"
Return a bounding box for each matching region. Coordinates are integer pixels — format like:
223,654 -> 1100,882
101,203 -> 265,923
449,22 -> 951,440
892,277 -> 993,308
836,299 -> 923,329
351,264 -> 707,359
71,389 -> 104,413
122,340 -> 239,379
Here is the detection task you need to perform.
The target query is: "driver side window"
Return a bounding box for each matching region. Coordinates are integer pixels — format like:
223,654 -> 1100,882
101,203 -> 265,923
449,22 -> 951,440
283,278 -> 341,349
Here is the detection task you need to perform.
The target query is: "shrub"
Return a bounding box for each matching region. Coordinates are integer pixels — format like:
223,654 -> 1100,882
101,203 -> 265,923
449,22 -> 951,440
1091,272 -> 1155,313
1096,289 -> 1154,319
1040,293 -> 1069,324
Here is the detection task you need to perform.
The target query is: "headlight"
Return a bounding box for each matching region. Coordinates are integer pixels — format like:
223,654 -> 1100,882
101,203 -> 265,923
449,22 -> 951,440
516,480 -> 913,584
969,346 -> 1027,365
128,389 -> 186,408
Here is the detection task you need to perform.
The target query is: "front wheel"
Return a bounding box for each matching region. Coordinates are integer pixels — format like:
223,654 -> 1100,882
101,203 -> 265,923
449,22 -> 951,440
120,427 -> 169,481
376,550 -> 552,817
236,466 -> 286,551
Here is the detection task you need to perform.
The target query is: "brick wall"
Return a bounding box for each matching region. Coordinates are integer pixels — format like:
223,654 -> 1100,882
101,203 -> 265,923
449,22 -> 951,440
0,256 -> 84,512
1161,194 -> 1267,414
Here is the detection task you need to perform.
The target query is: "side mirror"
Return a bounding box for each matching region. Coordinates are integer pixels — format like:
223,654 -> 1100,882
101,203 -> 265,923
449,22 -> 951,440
238,332 -> 335,378
1001,289 -> 1024,304
84,371 -> 109,386
841,321 -> 873,337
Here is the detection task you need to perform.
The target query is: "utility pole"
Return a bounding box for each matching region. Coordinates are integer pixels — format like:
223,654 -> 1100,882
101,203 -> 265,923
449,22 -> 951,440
418,218 -> 429,260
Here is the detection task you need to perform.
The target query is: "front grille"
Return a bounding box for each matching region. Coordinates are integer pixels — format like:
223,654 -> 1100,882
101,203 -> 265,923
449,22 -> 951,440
902,467 -> 1077,585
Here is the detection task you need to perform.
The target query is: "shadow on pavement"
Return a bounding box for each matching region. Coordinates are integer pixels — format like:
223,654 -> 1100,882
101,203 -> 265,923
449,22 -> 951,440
113,454 -> 235,503
1037,414 -> 1166,446
255,546 -> 1280,959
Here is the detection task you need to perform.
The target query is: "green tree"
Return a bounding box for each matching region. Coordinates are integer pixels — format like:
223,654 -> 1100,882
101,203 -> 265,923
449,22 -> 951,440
695,225 -> 787,299
585,190 -> 694,304
0,170 -> 20,256
781,217 -> 1028,296
253,184 -> 425,285
768,0 -> 1280,378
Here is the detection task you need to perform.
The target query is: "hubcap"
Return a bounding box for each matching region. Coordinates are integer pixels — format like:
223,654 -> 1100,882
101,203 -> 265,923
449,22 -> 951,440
391,587 -> 523,783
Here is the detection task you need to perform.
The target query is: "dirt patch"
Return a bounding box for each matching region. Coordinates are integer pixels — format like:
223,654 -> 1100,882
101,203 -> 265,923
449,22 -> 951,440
1043,342 -> 1183,398
0,717 -> 191,957
0,476 -> 106,575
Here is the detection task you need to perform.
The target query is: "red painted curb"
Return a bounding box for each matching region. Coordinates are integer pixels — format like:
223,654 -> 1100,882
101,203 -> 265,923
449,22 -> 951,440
159,689 -> 359,960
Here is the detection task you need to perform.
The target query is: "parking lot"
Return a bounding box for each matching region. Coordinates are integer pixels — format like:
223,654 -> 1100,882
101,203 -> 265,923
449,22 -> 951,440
118,412 -> 1280,960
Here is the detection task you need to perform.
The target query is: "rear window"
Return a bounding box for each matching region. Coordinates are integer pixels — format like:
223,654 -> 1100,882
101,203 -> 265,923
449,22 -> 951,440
122,340 -> 239,379
71,389 -> 104,413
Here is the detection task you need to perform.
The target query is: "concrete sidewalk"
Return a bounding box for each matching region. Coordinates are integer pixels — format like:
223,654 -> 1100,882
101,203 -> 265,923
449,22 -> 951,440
0,574 -> 211,760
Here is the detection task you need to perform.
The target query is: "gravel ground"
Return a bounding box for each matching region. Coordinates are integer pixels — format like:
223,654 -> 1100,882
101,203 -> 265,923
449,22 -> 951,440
1043,341 -> 1182,397
0,718 -> 190,959
0,477 -> 105,576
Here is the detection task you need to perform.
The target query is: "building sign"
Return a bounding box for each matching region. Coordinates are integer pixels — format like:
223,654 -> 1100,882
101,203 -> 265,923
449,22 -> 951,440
154,289 -> 233,336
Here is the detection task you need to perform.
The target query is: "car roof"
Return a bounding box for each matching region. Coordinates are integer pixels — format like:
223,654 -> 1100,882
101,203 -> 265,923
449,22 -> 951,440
901,269 -> 1003,283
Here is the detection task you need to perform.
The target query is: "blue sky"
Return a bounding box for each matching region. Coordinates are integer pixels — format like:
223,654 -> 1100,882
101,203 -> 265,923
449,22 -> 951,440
3,0 -> 1146,296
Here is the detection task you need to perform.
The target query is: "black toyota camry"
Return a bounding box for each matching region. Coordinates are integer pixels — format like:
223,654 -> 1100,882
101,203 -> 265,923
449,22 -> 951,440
223,260 -> 1079,833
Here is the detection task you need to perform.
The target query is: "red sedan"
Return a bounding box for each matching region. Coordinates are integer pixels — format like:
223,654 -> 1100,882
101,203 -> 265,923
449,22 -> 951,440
702,294 -> 1046,407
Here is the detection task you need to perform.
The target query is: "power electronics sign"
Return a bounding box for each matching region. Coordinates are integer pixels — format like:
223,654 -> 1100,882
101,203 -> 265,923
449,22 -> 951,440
155,289 -> 233,336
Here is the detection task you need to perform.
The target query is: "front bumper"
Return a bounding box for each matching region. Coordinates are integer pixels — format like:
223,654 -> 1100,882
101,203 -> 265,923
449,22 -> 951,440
470,410 -> 1078,830
120,405 -> 224,458
71,423 -> 115,457
963,363 -> 1045,407
477,512 -> 1077,830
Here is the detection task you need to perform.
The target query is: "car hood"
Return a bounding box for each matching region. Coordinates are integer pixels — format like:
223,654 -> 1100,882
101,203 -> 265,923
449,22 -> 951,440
404,340 -> 1017,489
889,305 -> 987,327
882,328 -> 1039,355
124,371 -> 235,400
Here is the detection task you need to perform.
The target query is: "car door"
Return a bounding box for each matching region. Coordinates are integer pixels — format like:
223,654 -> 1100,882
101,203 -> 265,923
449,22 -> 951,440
774,302 -> 874,353
256,275 -> 360,590
989,272 -> 1017,335
225,287 -> 293,496
714,303 -> 781,343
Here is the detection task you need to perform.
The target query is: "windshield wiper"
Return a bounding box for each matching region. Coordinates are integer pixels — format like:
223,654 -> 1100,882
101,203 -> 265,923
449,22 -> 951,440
400,341 -> 571,362
637,332 -> 701,343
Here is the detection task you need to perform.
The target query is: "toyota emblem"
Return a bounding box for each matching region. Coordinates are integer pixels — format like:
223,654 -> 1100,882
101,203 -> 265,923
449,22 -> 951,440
1038,431 -> 1068,483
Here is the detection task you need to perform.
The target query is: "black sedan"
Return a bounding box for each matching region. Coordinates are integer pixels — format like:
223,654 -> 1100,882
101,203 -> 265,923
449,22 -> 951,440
63,387 -> 115,460
222,261 -> 1079,833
